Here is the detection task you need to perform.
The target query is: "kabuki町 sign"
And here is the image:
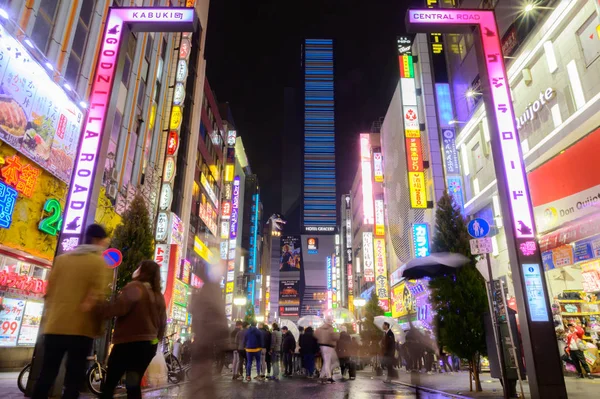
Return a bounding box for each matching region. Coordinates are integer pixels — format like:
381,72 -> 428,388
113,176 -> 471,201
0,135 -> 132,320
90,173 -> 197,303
58,7 -> 195,253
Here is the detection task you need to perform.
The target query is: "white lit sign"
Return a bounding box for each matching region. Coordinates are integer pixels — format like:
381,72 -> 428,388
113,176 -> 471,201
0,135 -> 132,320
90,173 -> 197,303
373,152 -> 384,182
375,199 -> 385,236
362,232 -> 375,282
159,184 -> 173,211
173,83 -> 186,105
176,59 -> 188,82
360,134 -> 374,225
155,212 -> 169,242
227,130 -> 237,146
163,157 -> 176,183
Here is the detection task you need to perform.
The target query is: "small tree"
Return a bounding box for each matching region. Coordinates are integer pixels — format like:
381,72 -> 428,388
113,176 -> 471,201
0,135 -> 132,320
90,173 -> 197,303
111,194 -> 154,292
243,302 -> 255,325
429,191 -> 488,391
360,291 -> 385,359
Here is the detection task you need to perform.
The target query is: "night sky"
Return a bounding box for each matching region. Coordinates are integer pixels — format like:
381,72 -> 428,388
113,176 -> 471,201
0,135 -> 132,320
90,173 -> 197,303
205,0 -> 419,217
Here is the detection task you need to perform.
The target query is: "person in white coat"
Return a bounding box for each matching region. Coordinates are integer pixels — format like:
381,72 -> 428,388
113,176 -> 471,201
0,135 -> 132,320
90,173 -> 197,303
314,317 -> 340,383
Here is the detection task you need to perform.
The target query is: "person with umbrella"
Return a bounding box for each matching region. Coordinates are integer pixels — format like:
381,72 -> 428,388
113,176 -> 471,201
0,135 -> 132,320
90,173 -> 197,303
381,322 -> 397,383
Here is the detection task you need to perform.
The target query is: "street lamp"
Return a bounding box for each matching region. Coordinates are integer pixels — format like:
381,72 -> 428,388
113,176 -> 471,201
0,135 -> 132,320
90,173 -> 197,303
353,298 -> 366,334
233,296 -> 247,321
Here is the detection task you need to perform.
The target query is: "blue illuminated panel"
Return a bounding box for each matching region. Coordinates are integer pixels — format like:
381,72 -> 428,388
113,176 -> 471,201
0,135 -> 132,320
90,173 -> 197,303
435,83 -> 453,126
303,39 -> 336,228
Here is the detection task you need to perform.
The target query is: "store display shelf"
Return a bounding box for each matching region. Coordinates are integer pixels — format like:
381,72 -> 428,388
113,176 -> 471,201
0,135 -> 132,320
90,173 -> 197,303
562,312 -> 600,316
558,300 -> 600,304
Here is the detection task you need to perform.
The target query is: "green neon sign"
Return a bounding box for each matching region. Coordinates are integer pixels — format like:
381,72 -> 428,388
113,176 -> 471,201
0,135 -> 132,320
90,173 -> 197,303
39,198 -> 63,236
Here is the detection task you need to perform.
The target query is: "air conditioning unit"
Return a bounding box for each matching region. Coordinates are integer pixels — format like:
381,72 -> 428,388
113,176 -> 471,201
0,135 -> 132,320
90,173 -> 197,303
110,168 -> 119,182
107,183 -> 118,199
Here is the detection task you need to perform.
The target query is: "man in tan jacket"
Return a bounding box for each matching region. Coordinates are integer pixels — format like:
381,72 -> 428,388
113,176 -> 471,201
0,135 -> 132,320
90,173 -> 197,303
32,224 -> 111,399
315,317 -> 340,383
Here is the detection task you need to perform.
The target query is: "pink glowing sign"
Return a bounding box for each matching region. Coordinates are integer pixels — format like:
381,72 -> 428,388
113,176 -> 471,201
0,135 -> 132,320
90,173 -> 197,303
360,134 -> 374,225
407,9 -> 534,240
58,8 -> 195,252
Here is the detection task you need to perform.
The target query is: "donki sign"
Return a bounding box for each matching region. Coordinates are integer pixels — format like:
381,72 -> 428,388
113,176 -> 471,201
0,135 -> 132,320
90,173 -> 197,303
230,176 -> 241,239
58,8 -> 196,253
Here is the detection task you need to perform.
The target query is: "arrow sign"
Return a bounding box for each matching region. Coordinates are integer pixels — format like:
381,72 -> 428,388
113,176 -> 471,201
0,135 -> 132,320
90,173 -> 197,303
103,248 -> 122,269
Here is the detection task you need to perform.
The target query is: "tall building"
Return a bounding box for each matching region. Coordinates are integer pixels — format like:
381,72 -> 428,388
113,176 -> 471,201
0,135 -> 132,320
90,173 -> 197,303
302,39 -> 336,232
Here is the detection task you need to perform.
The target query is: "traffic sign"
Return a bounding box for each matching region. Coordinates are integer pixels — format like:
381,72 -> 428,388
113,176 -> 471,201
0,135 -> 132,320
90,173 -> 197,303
468,218 -> 490,238
103,248 -> 122,269
470,238 -> 493,255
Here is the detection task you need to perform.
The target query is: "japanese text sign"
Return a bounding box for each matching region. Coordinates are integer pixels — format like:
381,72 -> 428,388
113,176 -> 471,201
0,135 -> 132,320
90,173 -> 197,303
412,223 -> 430,258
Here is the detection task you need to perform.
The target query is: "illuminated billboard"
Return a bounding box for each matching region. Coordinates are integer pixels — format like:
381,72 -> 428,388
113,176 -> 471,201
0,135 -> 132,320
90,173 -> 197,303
374,238 -> 390,312
362,232 -> 375,282
374,198 -> 385,236
58,7 -> 196,253
229,176 -> 241,239
397,38 -> 427,210
412,223 -> 430,258
373,152 -> 384,182
360,134 -> 374,225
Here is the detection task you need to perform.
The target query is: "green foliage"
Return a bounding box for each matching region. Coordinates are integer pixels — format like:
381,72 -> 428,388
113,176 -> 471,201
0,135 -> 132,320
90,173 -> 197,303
244,302 -> 255,325
360,291 -> 385,353
111,194 -> 154,292
429,191 -> 488,390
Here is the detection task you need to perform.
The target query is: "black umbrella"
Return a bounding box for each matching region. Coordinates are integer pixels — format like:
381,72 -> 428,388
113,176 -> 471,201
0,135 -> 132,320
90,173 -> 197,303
401,252 -> 470,279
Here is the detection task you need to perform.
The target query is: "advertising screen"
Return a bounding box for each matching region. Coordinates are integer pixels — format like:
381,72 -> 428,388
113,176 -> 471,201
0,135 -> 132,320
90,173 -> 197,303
280,236 -> 302,273
17,300 -> 43,346
279,280 -> 300,306
0,25 -> 84,183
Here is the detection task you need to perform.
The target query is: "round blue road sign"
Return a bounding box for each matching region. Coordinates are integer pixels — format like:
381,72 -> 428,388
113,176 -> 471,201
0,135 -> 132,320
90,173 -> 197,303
467,218 -> 490,238
103,248 -> 122,269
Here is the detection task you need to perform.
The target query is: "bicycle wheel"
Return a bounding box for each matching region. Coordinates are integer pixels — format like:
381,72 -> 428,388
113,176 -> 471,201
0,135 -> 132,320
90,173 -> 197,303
87,364 -> 106,396
17,363 -> 31,393
165,354 -> 183,384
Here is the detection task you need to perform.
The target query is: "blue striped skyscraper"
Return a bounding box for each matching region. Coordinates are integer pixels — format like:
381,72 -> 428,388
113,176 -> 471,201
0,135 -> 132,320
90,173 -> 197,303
303,39 -> 336,232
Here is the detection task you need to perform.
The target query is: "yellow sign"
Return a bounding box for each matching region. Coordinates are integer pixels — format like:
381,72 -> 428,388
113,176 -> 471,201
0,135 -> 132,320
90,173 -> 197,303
170,106 -> 182,130
374,238 -> 390,311
148,102 -> 157,130
194,236 -> 213,262
408,172 -> 427,208
224,164 -> 234,182
391,282 -> 413,318
226,282 -> 234,293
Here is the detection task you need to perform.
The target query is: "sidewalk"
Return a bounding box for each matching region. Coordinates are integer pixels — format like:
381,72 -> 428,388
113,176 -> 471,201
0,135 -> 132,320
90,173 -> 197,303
381,369 -> 599,399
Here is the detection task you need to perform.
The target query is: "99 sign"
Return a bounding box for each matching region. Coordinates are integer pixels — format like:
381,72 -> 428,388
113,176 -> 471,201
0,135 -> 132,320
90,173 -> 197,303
1,320 -> 18,335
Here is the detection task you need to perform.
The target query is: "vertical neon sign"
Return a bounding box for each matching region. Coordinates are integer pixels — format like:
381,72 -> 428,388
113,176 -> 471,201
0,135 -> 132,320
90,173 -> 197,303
360,134 -> 374,225
57,8 -> 196,253
406,9 -> 566,398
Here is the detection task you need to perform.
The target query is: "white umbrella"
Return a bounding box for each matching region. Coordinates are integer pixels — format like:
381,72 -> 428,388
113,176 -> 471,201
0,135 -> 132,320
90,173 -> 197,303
374,316 -> 406,344
297,315 -> 324,330
324,307 -> 356,325
279,318 -> 300,341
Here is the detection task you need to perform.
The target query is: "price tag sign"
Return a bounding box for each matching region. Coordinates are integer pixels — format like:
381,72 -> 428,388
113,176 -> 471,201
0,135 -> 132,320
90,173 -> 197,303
470,238 -> 493,255
0,298 -> 25,347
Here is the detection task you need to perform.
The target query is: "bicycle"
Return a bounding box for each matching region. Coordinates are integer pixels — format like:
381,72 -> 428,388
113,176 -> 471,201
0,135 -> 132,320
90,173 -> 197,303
86,352 -> 107,396
17,363 -> 31,393
163,333 -> 184,384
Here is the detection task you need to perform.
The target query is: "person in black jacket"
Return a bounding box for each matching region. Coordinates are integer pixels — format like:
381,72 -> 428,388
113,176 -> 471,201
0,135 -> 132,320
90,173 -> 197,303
299,327 -> 319,377
381,322 -> 397,383
260,323 -> 272,378
336,328 -> 352,379
281,326 -> 296,377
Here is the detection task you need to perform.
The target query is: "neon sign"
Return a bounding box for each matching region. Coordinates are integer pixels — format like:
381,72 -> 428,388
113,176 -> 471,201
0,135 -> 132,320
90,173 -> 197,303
1,155 -> 41,197
373,152 -> 384,182
412,223 -> 430,258
38,198 -> 63,236
230,176 -> 240,239
360,134 -> 374,225
167,131 -> 179,155
0,181 -> 18,229
374,199 -> 385,236
58,7 -> 195,253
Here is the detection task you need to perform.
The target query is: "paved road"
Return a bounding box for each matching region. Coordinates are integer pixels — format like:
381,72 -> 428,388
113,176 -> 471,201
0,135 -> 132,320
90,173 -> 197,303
1,368 -> 597,398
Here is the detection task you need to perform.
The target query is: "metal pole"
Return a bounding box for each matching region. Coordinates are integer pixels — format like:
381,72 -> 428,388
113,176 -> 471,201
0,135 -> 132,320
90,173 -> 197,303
485,253 -> 509,399
500,280 -> 525,399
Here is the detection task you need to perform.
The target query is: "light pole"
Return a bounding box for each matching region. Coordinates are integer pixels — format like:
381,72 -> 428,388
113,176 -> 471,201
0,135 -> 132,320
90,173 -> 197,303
233,296 -> 247,321
353,298 -> 366,333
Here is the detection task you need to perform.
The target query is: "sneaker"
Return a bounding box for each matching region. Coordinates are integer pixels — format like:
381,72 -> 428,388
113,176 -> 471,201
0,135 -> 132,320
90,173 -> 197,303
328,378 -> 335,383
587,374 -> 594,379
350,377 -> 356,380
257,376 -> 266,381
246,376 -> 251,382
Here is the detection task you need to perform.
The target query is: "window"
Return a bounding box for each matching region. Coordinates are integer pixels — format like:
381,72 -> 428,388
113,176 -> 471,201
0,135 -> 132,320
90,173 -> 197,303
65,1 -> 95,85
31,0 -> 60,54
472,142 -> 484,172
104,110 -> 122,180
122,33 -> 136,87
122,125 -> 139,188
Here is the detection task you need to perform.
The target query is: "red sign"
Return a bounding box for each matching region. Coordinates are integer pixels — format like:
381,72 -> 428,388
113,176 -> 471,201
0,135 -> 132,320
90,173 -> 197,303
0,155 -> 41,197
167,131 -> 179,156
221,201 -> 231,219
347,263 -> 353,290
501,24 -> 518,58
0,271 -> 47,295
405,138 -> 423,172
190,273 -> 203,289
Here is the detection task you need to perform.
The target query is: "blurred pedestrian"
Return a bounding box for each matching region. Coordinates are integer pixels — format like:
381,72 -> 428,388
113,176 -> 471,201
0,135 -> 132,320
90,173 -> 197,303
186,267 -> 228,398
295,326 -> 304,375
315,317 -> 339,383
32,224 -> 111,399
236,322 -> 249,379
299,326 -> 319,378
381,322 -> 397,383
231,321 -> 243,380
244,322 -> 264,381
259,323 -> 272,378
566,323 -> 593,379
97,261 -> 167,399
440,347 -> 453,373
282,326 -> 296,377
270,323 -> 282,381
336,327 -> 352,379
